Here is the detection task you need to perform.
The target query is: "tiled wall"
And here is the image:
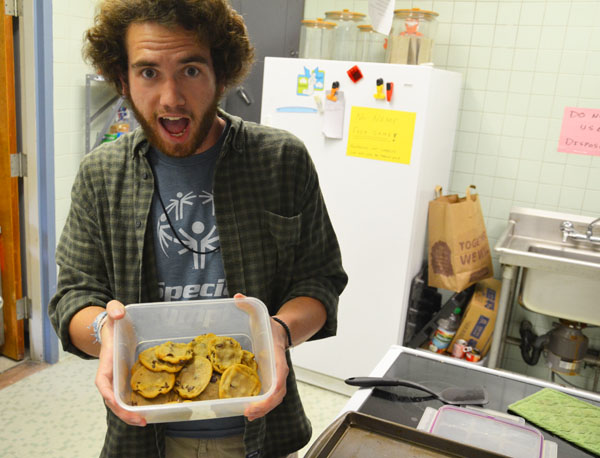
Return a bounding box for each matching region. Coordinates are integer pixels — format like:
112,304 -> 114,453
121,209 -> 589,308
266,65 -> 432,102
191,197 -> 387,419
306,0 -> 600,390
52,0 -> 110,237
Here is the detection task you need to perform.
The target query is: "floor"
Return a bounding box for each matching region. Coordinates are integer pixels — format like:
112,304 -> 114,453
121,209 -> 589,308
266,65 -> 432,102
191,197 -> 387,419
0,354 -> 350,458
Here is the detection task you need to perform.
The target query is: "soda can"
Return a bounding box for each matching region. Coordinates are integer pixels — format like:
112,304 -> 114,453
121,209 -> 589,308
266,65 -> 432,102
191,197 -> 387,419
466,348 -> 482,362
451,339 -> 467,358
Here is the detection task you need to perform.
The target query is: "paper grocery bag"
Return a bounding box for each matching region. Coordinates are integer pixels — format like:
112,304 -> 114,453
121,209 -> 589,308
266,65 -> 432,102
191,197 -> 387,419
427,185 -> 493,292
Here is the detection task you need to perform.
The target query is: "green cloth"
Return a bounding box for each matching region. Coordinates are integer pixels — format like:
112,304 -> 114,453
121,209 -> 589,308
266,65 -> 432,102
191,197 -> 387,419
508,387 -> 600,456
48,110 -> 348,458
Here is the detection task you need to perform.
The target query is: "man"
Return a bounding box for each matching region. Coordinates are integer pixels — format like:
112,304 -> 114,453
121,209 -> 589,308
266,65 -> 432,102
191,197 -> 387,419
48,1 -> 347,457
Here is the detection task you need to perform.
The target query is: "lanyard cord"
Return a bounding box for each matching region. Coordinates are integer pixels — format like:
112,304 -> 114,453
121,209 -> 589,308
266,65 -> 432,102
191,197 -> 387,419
153,179 -> 221,255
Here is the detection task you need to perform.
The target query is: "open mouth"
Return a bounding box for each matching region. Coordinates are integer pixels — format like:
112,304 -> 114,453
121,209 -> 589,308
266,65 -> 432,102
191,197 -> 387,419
159,116 -> 190,138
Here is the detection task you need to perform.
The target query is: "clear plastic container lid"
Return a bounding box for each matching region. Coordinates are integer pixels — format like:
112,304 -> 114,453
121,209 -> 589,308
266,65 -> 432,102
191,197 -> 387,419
324,9 -> 366,22
430,406 -> 544,458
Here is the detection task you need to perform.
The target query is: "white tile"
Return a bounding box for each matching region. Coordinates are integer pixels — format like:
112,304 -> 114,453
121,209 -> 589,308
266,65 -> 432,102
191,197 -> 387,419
583,189 -> 600,213
505,93 -> 530,117
449,23 -> 473,46
524,116 -> 550,139
492,25 -> 518,48
480,112 -> 503,135
538,26 -> 567,50
489,197 -> 515,220
568,2 -> 598,28
495,157 -> 519,179
518,159 -> 542,182
452,1 -> 475,23
478,133 -> 500,156
521,138 -> 546,161
447,45 -> 470,68
559,187 -> 585,211
470,25 -> 495,47
563,27 -> 593,51
474,154 -> 498,176
483,91 -> 507,113
498,136 -> 522,159
586,167 -> 600,191
496,2 -> 521,25
580,75 -> 600,98
584,51 -> 600,76
431,1 -> 454,23
527,94 -> 553,118
512,49 -> 538,72
555,74 -> 583,97
540,162 -> 565,184
515,26 -> 541,50
459,110 -> 483,132
490,47 -> 515,70
562,165 -> 590,188
559,51 -> 588,75
436,22 -> 452,45
502,115 -> 527,138
450,171 -> 475,194
543,2 -> 572,27
486,69 -> 510,91
519,3 -> 546,26
453,152 -> 476,173
492,177 -> 516,200
514,180 -> 538,203
536,183 -> 561,206
461,89 -> 485,111
508,71 -> 534,93
465,68 -> 489,91
455,131 -> 479,153
535,50 -> 562,73
473,2 -> 498,25
467,46 -> 491,68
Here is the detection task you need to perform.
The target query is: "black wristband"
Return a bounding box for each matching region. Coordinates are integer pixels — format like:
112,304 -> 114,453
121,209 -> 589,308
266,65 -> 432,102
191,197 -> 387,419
272,317 -> 293,349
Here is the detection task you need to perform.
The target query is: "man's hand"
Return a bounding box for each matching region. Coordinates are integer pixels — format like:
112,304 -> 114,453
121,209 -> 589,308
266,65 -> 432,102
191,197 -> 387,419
94,300 -> 147,427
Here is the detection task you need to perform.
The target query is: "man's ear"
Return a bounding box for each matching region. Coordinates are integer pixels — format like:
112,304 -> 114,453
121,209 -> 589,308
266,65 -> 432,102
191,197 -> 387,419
119,75 -> 129,97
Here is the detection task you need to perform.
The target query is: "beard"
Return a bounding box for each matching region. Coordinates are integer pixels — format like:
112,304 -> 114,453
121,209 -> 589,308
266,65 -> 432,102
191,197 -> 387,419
127,95 -> 220,158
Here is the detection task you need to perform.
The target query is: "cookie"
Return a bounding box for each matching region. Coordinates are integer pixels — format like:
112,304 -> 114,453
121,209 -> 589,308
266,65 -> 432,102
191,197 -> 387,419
130,363 -> 175,399
191,333 -> 217,358
156,341 -> 194,364
241,350 -> 258,372
131,389 -> 180,406
174,355 -> 213,399
209,336 -> 243,373
139,345 -> 185,373
196,372 -> 221,401
219,363 -> 261,399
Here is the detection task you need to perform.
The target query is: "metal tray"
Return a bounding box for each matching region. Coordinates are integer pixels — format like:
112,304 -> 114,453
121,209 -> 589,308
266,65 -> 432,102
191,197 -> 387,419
305,411 -> 508,458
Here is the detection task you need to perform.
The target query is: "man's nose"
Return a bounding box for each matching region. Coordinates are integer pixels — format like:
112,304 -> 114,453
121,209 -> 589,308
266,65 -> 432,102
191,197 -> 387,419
160,77 -> 185,108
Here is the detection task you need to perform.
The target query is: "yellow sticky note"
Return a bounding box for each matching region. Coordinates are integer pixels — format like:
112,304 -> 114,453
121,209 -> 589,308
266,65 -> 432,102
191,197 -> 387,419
347,106 -> 416,164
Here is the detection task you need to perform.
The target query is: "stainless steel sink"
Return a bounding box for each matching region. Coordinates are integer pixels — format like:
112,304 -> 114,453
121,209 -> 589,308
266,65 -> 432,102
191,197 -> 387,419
495,207 -> 600,325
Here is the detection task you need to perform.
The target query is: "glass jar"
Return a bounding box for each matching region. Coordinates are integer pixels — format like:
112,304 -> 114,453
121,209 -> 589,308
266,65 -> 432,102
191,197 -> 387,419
387,8 -> 439,65
325,9 -> 367,61
299,18 -> 337,59
356,25 -> 387,63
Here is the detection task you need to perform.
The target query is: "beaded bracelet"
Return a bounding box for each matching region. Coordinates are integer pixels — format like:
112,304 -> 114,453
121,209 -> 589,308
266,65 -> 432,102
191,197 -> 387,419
271,317 -> 293,349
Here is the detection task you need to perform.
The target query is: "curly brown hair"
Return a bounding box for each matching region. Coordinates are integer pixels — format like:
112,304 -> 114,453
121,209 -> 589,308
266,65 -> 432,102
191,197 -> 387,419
83,0 -> 255,94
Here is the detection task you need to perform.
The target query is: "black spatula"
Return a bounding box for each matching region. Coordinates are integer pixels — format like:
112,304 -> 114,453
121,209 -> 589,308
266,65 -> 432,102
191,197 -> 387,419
345,377 -> 488,406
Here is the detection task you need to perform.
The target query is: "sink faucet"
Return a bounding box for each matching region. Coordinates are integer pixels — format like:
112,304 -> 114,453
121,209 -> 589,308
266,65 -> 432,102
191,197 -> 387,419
561,218 -> 600,244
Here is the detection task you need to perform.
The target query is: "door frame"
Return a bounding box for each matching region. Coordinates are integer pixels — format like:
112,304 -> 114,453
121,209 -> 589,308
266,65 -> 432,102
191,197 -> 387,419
16,0 -> 58,364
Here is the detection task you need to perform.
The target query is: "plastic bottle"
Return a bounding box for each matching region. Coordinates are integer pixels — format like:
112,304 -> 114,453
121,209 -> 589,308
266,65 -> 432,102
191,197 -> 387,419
428,307 -> 461,353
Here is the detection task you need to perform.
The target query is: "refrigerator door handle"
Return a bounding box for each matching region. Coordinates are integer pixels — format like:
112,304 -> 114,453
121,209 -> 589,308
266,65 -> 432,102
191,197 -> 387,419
236,86 -> 253,106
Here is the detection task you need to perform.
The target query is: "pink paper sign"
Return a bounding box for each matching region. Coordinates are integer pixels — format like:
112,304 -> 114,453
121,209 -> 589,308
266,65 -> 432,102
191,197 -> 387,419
558,107 -> 600,156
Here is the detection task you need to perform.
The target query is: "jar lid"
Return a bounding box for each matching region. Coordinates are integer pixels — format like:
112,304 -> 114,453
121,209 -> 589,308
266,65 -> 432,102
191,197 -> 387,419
301,18 -> 337,29
325,8 -> 367,21
357,25 -> 374,32
393,8 -> 439,19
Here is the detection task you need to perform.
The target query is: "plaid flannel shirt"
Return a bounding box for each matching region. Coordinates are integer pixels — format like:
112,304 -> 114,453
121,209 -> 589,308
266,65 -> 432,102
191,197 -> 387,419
48,110 -> 348,458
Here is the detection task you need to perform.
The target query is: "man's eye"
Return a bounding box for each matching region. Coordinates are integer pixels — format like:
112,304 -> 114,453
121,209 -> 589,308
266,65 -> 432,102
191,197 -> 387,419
185,67 -> 200,77
141,68 -> 156,78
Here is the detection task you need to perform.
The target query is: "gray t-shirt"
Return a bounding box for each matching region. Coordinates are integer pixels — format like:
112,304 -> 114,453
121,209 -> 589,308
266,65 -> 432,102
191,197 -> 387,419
149,124 -> 244,438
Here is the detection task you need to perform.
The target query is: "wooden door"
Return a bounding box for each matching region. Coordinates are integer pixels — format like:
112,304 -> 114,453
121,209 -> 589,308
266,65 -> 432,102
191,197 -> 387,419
0,5 -> 24,360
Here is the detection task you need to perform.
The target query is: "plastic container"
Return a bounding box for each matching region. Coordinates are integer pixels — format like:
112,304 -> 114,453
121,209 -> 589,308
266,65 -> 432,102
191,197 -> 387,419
325,9 -> 367,61
428,307 -> 461,353
387,8 -> 439,65
299,18 -> 337,59
113,297 -> 276,424
356,25 -> 387,63
429,406 -> 544,458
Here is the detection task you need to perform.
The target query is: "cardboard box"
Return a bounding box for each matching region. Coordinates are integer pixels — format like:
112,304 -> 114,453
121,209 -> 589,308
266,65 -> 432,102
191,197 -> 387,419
449,278 -> 501,358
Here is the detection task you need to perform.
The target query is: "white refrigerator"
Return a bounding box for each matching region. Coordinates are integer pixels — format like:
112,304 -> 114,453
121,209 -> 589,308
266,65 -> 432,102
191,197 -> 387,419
260,57 -> 462,384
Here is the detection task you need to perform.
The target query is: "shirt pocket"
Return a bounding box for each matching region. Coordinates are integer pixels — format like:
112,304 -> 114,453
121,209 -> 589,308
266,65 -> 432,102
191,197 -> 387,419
262,210 -> 302,298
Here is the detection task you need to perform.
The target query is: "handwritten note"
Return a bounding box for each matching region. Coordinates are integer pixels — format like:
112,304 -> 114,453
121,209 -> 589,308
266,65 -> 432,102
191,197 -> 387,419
558,107 -> 600,156
347,106 -> 416,164
368,0 -> 395,35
